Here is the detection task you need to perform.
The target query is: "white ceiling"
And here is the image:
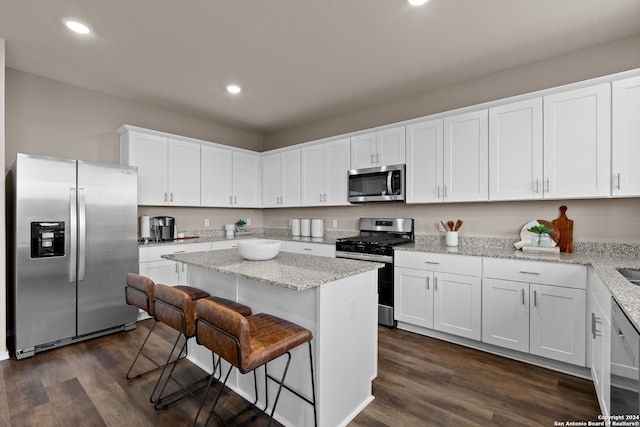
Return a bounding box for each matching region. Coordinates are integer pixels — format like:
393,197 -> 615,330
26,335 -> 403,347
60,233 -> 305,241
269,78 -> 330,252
1,0 -> 640,135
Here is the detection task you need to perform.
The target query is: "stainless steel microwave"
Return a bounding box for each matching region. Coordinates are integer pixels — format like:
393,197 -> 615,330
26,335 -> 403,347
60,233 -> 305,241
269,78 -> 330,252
348,164 -> 405,203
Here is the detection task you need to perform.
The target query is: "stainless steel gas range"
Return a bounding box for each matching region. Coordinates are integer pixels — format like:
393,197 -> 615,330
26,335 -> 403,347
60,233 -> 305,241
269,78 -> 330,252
336,218 -> 414,327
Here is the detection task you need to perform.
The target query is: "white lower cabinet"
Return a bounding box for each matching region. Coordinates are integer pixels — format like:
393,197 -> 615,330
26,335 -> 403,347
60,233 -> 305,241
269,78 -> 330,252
394,252 -> 482,340
139,242 -> 212,285
284,241 -> 335,258
588,268 -> 611,417
483,258 -> 587,366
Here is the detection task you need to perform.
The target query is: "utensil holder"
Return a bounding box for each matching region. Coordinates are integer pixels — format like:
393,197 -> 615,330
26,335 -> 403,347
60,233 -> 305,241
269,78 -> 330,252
446,231 -> 458,247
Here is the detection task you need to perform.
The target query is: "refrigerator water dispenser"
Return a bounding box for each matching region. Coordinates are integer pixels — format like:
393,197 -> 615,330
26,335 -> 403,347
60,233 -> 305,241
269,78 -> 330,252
30,221 -> 65,258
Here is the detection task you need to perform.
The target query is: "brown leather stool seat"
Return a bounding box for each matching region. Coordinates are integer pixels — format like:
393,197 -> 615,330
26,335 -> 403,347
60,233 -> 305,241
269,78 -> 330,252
151,284 -> 252,410
193,299 -> 317,427
125,273 -> 164,380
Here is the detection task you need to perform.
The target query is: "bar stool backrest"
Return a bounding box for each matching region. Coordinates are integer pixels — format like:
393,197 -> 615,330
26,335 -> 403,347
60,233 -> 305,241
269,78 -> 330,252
196,299 -> 251,371
125,273 -> 155,316
154,284 -> 197,336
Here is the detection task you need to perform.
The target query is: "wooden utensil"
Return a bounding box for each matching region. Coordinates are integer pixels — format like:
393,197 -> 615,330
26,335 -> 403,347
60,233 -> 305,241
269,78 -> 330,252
447,221 -> 454,232
454,219 -> 463,231
441,221 -> 449,231
552,205 -> 573,253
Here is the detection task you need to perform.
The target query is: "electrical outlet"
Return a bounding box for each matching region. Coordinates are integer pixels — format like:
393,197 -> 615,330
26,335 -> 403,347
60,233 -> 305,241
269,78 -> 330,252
245,218 -> 252,226
348,298 -> 356,320
204,219 -> 210,227
333,219 -> 338,228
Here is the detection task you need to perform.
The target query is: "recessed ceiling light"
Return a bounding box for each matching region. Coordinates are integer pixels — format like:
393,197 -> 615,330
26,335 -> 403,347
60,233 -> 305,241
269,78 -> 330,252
64,19 -> 91,34
408,0 -> 429,5
226,84 -> 242,94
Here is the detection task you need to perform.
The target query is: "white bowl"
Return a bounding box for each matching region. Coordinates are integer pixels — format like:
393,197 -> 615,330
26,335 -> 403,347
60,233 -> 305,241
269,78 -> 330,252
237,239 -> 281,261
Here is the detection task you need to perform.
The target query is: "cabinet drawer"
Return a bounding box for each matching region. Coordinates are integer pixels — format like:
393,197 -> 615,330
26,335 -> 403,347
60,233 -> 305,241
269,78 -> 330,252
285,241 -> 335,258
139,242 -> 212,262
483,258 -> 586,289
394,251 -> 482,276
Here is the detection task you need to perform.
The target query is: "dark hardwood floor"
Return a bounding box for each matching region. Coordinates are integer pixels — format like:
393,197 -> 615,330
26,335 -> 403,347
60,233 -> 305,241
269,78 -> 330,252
0,320 -> 601,426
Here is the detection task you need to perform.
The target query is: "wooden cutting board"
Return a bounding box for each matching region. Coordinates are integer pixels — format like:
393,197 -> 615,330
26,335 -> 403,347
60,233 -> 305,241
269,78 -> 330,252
552,205 -> 573,253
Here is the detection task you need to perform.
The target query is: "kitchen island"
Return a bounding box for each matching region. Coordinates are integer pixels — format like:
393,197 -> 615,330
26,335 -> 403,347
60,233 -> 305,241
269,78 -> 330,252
162,249 -> 383,427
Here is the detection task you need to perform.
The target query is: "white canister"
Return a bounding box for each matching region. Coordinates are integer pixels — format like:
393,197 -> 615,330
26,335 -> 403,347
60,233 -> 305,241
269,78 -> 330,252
311,219 -> 324,238
291,219 -> 301,236
224,224 -> 235,239
445,231 -> 459,247
300,219 -> 311,237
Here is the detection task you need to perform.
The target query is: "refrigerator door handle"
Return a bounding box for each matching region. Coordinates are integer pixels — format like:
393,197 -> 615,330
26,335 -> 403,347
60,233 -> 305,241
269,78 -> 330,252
78,188 -> 86,281
69,188 -> 77,282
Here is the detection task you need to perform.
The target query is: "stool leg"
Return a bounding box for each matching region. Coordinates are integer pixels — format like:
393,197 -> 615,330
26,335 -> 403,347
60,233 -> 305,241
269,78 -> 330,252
266,352 -> 292,427
149,331 -> 185,404
202,363 -> 234,427
308,341 -> 318,427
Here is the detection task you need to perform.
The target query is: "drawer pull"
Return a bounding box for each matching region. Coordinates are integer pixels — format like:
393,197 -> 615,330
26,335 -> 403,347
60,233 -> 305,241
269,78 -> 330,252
424,261 -> 440,265
519,271 -> 540,275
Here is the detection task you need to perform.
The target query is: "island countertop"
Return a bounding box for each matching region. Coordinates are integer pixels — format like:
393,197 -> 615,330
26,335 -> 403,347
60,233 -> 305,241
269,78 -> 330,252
162,249 -> 384,291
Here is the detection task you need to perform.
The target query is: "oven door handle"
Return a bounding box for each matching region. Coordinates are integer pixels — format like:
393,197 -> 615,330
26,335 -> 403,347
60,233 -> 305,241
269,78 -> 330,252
336,251 -> 392,264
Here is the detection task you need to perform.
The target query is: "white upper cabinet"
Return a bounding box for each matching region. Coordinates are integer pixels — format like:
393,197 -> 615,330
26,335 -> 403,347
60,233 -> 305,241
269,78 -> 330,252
612,76 -> 640,197
543,83 -> 611,199
406,111 -> 488,203
120,129 -> 200,206
262,148 -> 301,207
201,146 -> 261,208
350,126 -> 405,169
489,98 -> 543,200
301,138 -> 350,206
406,118 -> 444,203
443,110 -> 489,202
201,145 -> 233,207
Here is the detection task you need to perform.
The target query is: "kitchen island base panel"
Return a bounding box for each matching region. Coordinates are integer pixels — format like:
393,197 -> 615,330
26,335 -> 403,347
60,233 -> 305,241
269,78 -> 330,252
185,266 -> 378,427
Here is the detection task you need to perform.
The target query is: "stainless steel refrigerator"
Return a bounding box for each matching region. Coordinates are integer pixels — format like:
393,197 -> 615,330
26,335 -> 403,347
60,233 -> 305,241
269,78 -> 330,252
9,153 -> 138,359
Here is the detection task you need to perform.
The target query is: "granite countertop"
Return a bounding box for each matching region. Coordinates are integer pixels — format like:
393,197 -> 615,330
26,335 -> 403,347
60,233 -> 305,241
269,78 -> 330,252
398,240 -> 640,332
162,249 -> 383,291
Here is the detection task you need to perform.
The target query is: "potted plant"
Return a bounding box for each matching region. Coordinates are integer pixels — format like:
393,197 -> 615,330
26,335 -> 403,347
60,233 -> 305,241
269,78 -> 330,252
235,219 -> 246,233
527,224 -> 554,247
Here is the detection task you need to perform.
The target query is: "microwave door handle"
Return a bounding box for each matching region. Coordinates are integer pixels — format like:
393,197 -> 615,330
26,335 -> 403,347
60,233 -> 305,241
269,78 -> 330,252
387,172 -> 393,195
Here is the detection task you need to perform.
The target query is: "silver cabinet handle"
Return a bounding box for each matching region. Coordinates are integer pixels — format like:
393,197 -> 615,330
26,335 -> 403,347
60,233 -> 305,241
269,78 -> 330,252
371,153 -> 375,164
164,192 -> 168,202
521,288 -> 525,305
376,153 -> 381,163
170,192 -> 174,202
443,185 -> 447,198
533,290 -> 537,307
303,247 -> 312,251
424,261 -> 440,265
534,178 -> 540,194
519,271 -> 540,275
234,196 -> 237,205
434,276 -> 438,291
175,263 -> 179,273
545,178 -> 550,193
591,313 -> 602,339
426,276 -> 430,290
616,172 -> 621,190
437,185 -> 440,198
323,193 -> 327,202
229,196 -> 233,205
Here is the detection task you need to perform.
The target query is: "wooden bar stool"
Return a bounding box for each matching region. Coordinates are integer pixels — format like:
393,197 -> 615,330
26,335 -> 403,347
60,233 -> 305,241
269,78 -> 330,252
151,284 -> 252,410
124,273 -> 166,380
193,298 -> 317,427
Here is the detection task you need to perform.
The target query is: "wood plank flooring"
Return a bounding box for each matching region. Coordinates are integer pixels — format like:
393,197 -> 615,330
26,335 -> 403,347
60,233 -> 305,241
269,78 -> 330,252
0,320 -> 601,426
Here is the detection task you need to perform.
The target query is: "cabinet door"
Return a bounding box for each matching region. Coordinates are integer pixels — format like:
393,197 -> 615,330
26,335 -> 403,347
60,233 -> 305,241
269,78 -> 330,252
394,267 -> 434,328
377,126 -> 405,166
482,278 -> 529,352
591,292 -> 611,417
324,138 -> 350,205
433,272 -> 482,340
406,119 -> 444,203
350,133 -> 376,169
232,152 -> 261,207
530,283 -> 586,365
125,132 -> 168,205
168,139 -> 201,206
443,110 -> 489,202
139,259 -> 180,286
489,98 -> 543,200
281,149 -> 301,206
301,144 -> 325,206
262,152 -> 282,207
543,84 -> 611,199
201,145 -> 233,207
612,76 -> 640,197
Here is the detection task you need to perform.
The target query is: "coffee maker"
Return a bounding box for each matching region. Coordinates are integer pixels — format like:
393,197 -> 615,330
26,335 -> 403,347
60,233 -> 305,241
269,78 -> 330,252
151,216 -> 176,241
